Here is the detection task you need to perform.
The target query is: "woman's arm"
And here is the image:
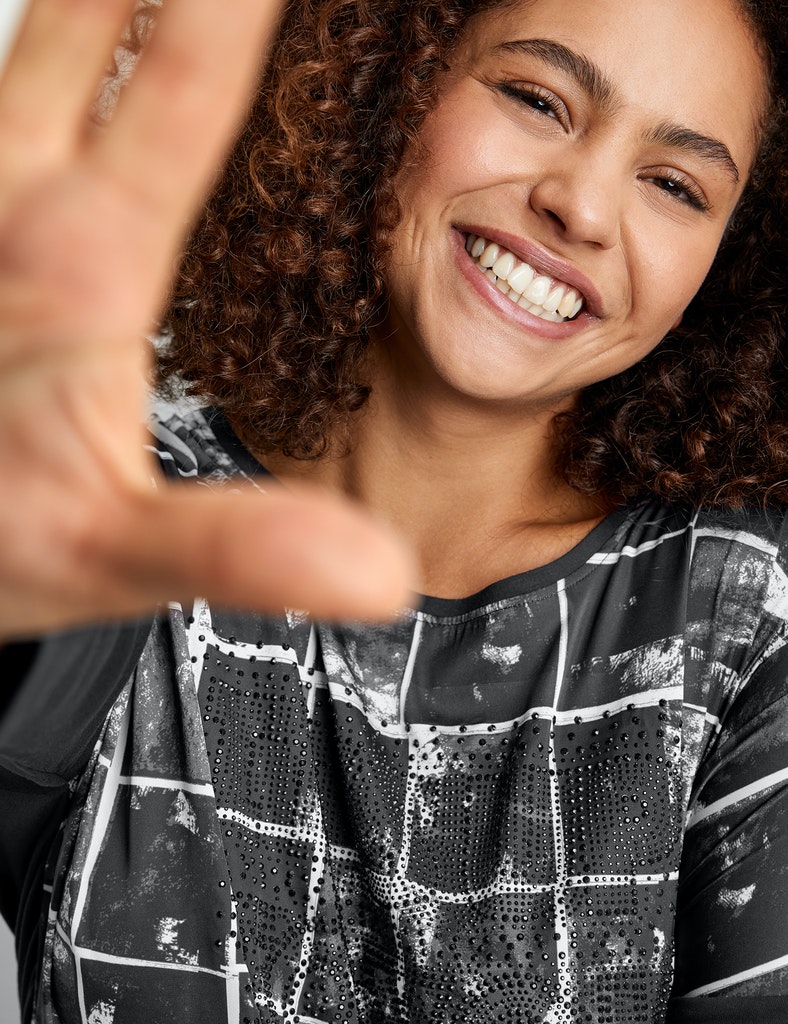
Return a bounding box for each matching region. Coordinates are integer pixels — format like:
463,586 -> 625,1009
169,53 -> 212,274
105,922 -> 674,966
668,642 -> 788,1022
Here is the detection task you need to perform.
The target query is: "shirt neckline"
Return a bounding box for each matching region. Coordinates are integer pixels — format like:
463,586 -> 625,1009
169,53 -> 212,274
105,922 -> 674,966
204,406 -> 639,619
415,506 -> 633,618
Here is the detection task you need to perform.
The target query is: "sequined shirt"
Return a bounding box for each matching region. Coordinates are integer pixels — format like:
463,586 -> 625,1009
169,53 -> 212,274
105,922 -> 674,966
4,401 -> 788,1024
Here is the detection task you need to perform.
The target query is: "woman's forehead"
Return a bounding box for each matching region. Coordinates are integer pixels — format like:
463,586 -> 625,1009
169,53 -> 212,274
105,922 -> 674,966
457,0 -> 767,172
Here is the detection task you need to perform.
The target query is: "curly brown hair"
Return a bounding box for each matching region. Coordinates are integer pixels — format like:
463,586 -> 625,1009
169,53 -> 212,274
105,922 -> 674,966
157,0 -> 788,509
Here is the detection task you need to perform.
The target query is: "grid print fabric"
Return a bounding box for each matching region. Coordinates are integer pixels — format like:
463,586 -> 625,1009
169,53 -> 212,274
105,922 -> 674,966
32,404 -> 788,1024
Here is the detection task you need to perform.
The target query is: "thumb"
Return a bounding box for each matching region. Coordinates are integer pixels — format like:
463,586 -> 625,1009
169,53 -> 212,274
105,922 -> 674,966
112,482 -> 417,622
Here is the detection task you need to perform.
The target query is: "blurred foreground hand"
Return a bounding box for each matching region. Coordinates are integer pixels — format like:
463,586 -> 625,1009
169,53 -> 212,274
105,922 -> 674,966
0,0 -> 414,642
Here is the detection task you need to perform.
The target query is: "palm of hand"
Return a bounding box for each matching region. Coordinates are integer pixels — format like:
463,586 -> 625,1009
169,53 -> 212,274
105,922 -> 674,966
0,0 -> 412,640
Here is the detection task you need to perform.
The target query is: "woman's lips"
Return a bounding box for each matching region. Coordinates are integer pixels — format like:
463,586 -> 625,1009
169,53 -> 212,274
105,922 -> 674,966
465,233 -> 584,322
452,229 -> 599,339
456,224 -> 605,320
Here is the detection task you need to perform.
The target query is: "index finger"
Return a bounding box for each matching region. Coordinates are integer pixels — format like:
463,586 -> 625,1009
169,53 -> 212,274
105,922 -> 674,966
93,0 -> 283,230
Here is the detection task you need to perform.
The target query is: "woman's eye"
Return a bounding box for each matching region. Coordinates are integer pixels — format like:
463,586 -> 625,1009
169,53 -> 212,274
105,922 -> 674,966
498,83 -> 563,122
648,174 -> 710,213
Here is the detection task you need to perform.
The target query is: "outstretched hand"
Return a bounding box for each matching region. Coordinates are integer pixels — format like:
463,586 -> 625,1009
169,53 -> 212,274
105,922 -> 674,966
0,0 -> 414,642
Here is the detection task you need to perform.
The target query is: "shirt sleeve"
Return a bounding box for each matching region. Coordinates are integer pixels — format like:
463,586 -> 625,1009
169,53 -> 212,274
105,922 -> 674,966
666,639 -> 788,1023
0,621 -> 152,1024
0,619 -> 152,786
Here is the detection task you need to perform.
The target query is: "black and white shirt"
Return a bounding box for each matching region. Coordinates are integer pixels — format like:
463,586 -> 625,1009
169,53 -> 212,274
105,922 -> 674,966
3,401 -> 788,1024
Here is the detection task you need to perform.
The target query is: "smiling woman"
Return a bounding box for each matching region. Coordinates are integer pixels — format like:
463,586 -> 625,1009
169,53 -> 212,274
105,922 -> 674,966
163,0 -> 786,514
0,1 -> 787,1024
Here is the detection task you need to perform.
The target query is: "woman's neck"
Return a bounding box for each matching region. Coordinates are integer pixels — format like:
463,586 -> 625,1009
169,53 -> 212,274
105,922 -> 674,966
246,348 -> 614,598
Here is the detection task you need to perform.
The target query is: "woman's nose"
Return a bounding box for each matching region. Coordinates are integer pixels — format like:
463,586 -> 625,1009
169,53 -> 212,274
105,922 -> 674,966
527,150 -> 624,251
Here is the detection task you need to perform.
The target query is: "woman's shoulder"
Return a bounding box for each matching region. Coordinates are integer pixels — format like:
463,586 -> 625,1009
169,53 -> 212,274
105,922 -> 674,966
678,504 -> 788,688
147,396 -> 267,486
616,500 -> 788,571
575,501 -> 788,668
685,505 -> 788,597
691,503 -> 788,548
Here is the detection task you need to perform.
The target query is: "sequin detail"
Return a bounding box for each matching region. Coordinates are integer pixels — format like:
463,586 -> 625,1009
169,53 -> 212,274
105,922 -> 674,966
32,404 -> 788,1024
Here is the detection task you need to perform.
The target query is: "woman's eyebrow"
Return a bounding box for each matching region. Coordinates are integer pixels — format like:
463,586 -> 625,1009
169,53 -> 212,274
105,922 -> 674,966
492,38 -> 615,108
492,38 -> 740,183
646,123 -> 740,183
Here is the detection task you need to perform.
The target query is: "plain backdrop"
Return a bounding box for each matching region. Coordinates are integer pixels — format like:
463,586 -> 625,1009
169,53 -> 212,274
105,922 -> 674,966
0,924 -> 17,1024
2,3 -> 41,1023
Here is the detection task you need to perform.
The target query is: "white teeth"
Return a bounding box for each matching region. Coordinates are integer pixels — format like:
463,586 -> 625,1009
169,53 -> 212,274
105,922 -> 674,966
479,242 -> 500,268
491,251 -> 515,279
506,262 -> 534,295
543,285 -> 565,314
524,275 -> 551,306
463,232 -> 587,323
557,288 -> 579,318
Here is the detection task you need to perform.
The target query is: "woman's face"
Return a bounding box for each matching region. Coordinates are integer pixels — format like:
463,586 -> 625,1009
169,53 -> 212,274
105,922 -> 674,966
381,0 -> 766,411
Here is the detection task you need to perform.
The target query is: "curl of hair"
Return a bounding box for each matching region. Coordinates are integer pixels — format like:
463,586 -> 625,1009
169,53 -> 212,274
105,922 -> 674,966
555,0 -> 788,507
158,0 -> 502,457
157,0 -> 788,507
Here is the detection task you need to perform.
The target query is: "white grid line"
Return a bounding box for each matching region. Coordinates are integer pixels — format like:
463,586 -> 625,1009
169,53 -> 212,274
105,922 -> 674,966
399,617 -> 424,725
147,421 -> 201,471
692,526 -> 778,558
70,700 -> 133,1024
394,740 -> 418,881
288,805 -> 328,1019
217,806 -> 361,861
225,897 -> 242,1024
565,871 -> 679,888
305,621 -> 318,673
683,702 -> 722,735
179,612 -> 688,740
587,524 -> 692,564
686,766 -> 788,829
56,919 -> 230,980
217,800 -> 682,906
114,775 -> 215,796
683,949 -> 788,997
393,905 -> 407,1012
363,869 -> 680,907
217,807 -> 317,845
687,509 -> 701,575
318,678 -> 685,739
194,614 -> 298,665
186,598 -> 212,692
392,620 -> 424,1017
301,623 -> 323,717
549,581 -> 571,1002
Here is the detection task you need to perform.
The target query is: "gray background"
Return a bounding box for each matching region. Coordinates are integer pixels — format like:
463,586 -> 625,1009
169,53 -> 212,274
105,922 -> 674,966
2,1 -> 38,1021
0,923 -> 17,1024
